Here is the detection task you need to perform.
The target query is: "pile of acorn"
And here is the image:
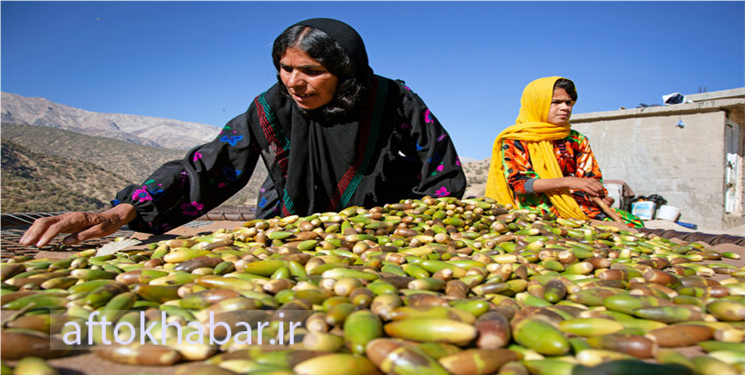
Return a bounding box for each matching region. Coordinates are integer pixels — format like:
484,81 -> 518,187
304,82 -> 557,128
1,196 -> 744,375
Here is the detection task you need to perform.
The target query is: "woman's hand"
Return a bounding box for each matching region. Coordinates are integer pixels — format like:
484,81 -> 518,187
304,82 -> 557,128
533,177 -> 606,197
563,177 -> 606,197
19,204 -> 137,248
601,195 -> 615,207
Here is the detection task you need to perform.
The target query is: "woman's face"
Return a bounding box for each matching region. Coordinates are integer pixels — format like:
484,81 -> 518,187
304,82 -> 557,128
547,88 -> 575,125
279,47 -> 339,110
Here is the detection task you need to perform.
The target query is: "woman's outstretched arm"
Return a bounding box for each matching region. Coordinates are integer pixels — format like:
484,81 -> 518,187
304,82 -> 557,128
19,203 -> 137,248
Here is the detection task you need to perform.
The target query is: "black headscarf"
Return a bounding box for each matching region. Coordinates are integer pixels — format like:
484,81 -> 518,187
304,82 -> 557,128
292,18 -> 373,84
259,18 -> 382,216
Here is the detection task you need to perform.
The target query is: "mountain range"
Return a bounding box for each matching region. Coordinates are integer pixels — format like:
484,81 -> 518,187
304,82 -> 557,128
1,92 -> 218,150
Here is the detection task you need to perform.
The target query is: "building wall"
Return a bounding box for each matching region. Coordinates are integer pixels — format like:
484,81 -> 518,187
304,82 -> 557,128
573,111 -> 725,229
571,94 -> 745,232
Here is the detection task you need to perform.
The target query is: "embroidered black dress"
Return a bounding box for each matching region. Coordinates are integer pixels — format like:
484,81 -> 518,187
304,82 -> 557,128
113,19 -> 466,234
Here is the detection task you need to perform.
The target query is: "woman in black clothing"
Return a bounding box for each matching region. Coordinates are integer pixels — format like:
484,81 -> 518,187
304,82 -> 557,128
21,18 -> 466,247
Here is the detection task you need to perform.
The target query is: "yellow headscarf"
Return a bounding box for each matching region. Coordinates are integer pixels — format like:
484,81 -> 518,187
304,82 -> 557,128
485,76 -> 588,220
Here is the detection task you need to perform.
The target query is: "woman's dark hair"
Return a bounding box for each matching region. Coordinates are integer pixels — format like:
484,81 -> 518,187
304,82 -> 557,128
272,25 -> 365,118
554,78 -> 578,102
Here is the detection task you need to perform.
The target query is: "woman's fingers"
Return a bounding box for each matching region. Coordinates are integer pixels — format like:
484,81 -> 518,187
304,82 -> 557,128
567,178 -> 603,196
20,212 -> 100,248
65,220 -> 120,245
19,215 -> 64,247
589,181 -> 604,196
19,205 -> 136,249
602,196 -> 615,207
61,225 -> 103,245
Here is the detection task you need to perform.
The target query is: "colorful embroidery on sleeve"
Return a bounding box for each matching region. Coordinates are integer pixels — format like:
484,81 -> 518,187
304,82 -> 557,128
132,187 -> 153,203
435,186 -> 450,197
424,109 -> 434,124
220,135 -> 244,146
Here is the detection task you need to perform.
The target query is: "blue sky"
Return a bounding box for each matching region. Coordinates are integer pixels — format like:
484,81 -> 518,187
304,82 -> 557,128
2,1 -> 743,160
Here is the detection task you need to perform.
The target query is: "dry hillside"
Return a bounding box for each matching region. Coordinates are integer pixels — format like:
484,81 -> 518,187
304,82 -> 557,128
462,157 -> 490,197
2,139 -> 131,212
1,124 -> 267,212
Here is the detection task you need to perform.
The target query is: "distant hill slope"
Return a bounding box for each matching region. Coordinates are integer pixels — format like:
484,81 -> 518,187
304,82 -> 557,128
1,92 -> 218,150
1,124 -> 267,212
2,139 -> 131,212
458,156 -> 480,164
462,157 -> 490,197
2,124 -> 188,184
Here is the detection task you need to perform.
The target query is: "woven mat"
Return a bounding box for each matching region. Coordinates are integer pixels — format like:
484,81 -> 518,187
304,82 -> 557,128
1,227 -> 136,260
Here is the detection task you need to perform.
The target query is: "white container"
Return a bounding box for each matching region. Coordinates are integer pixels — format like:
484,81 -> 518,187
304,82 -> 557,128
631,201 -> 656,220
656,205 -> 681,221
604,183 -> 623,209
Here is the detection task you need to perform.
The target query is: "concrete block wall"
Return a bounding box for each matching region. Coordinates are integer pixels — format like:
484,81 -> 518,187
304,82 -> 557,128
570,91 -> 745,232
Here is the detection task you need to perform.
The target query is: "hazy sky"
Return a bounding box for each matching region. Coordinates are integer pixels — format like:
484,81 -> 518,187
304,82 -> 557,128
2,1 -> 743,160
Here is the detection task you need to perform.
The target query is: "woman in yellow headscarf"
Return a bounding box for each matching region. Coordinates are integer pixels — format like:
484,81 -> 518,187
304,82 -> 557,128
485,76 -> 642,227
